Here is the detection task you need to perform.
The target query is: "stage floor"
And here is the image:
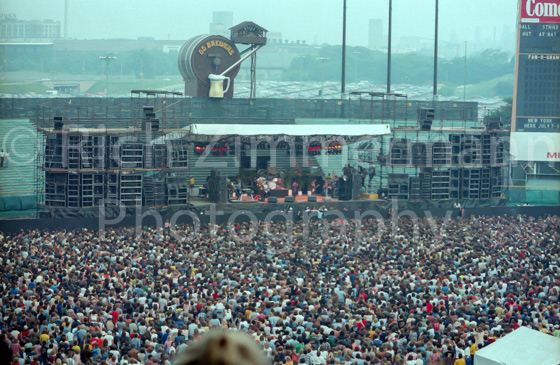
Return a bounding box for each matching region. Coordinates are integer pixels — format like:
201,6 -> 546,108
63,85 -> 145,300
237,195 -> 337,203
189,195 -> 338,205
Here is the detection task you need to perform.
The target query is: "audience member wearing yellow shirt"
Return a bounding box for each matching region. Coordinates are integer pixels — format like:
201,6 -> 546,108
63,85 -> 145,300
454,354 -> 466,365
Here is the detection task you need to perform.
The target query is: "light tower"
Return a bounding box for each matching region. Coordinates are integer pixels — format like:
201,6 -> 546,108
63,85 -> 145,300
99,56 -> 117,97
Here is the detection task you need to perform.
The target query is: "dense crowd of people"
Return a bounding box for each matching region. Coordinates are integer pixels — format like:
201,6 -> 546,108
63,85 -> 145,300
1,212 -> 559,365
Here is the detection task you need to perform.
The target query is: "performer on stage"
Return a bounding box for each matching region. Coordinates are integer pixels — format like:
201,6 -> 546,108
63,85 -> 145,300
315,176 -> 324,195
323,179 -> 330,197
368,167 -> 376,183
236,179 -> 242,199
291,180 -> 298,196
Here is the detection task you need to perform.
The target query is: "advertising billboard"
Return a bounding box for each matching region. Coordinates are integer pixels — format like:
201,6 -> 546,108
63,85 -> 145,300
521,0 -> 560,23
511,0 -> 560,161
510,132 -> 560,161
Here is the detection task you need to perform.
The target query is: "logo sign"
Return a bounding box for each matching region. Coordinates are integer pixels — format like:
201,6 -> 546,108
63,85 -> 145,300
511,132 -> 560,161
521,0 -> 560,23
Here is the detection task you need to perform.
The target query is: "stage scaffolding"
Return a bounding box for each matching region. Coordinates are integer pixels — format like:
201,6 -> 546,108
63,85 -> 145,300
32,92 -> 510,216
346,92 -> 509,200
35,91 -> 193,214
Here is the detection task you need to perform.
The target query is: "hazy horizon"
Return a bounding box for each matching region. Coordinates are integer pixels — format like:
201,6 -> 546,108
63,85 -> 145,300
1,0 -> 519,52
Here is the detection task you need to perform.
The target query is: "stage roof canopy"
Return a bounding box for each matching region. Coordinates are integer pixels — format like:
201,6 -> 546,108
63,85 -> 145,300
474,327 -> 560,365
188,123 -> 391,137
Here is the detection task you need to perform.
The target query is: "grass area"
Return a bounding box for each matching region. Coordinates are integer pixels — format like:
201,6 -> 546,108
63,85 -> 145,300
438,74 -> 514,99
461,74 -> 514,98
86,79 -> 183,94
0,82 -> 50,94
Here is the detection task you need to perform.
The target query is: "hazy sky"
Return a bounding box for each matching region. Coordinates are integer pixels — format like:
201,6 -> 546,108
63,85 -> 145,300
1,0 -> 519,48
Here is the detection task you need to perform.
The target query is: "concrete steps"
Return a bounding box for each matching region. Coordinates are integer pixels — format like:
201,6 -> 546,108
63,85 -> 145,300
0,119 -> 39,198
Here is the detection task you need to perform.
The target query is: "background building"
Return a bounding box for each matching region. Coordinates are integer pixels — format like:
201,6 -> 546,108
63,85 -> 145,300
209,11 -> 233,38
368,19 -> 383,50
0,14 -> 60,41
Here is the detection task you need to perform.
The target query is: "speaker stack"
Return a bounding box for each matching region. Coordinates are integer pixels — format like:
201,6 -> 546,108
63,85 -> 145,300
418,107 -> 435,131
412,142 -> 427,166
217,176 -> 228,203
337,177 -> 351,201
54,116 -> 64,131
208,170 -> 227,203
486,119 -> 503,130
142,106 -> 160,132
351,173 -> 362,200
387,173 -> 409,200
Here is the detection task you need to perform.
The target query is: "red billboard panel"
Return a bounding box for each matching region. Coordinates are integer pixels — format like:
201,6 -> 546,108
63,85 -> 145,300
521,0 -> 560,23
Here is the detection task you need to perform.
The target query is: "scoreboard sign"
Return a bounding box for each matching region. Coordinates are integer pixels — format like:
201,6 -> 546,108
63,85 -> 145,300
521,0 -> 560,23
512,0 -> 560,150
519,23 -> 560,53
514,52 -> 560,132
516,117 -> 560,132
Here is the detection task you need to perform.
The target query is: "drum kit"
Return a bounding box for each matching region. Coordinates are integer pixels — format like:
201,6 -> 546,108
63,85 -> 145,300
256,176 -> 280,191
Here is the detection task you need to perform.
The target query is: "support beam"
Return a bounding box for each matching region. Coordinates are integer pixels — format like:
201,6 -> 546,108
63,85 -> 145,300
250,53 -> 257,99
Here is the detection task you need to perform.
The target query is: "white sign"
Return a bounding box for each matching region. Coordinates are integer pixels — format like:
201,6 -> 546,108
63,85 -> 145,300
511,132 -> 560,161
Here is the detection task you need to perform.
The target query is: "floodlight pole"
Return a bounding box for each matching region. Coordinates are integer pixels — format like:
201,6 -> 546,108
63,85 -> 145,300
99,56 -> 117,97
342,0 -> 347,96
433,0 -> 439,100
387,0 -> 392,93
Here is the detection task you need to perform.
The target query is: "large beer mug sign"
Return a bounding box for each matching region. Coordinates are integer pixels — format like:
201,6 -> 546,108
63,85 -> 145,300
208,74 -> 231,98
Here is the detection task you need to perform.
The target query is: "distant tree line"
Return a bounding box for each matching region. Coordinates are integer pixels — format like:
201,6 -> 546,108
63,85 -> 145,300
484,97 -> 513,123
1,48 -> 176,79
283,46 -> 514,95
1,45 -> 514,97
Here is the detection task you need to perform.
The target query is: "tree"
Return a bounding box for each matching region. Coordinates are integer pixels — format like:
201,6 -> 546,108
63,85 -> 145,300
484,97 -> 512,124
494,80 -> 513,97
283,46 -> 514,88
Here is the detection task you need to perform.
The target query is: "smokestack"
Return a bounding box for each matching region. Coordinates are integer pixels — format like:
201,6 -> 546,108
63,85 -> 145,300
64,0 -> 69,38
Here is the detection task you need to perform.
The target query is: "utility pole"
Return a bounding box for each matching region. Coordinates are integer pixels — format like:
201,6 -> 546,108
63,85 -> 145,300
387,0 -> 392,93
317,57 -> 329,98
353,51 -> 361,83
433,0 -> 439,100
341,0 -> 347,96
99,56 -> 117,97
442,61 -> 452,95
297,55 -> 305,82
464,41 -> 467,103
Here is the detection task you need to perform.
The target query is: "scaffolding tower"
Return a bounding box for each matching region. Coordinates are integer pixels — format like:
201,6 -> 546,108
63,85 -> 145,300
346,91 -> 509,201
35,91 -> 192,214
